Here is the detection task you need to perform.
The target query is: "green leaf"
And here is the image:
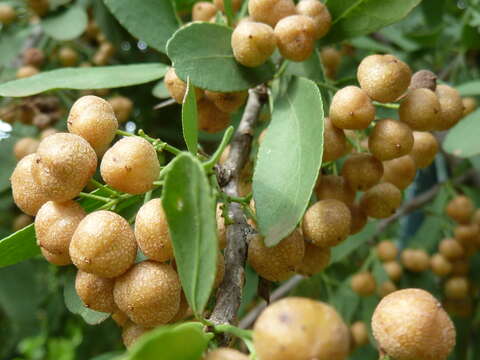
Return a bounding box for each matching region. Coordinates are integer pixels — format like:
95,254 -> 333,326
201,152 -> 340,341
443,109 -> 480,158
162,153 -> 218,317
330,222 -> 377,263
0,225 -> 39,268
63,270 -> 110,325
182,79 -> 199,155
0,63 -> 168,97
167,22 -> 275,92
372,256 -> 389,285
126,322 -> 212,360
41,5 -> 88,41
223,0 -> 234,26
456,81 -> 480,96
104,0 -> 179,54
322,0 -> 422,44
253,77 -> 324,246
93,0 -> 126,47
330,281 -> 359,323
0,26 -> 31,66
152,80 -> 170,99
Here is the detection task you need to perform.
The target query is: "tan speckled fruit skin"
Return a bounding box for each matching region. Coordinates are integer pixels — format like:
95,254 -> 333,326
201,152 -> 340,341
108,96 -> 133,124
214,0 -> 242,12
372,288 -> 456,360
399,89 -> 441,131
463,97 -> 477,116
351,272 -> 376,296
248,230 -> 304,282
14,137 -> 39,161
377,241 -> 398,262
197,98 -> 231,133
112,310 -> 129,327
315,175 -> 355,205
0,4 -> 16,25
430,254 -> 452,277
274,15 -> 316,62
444,277 -> 469,300
348,202 -> 367,235
164,67 -> 203,104
330,86 -> 375,130
295,241 -> 331,276
75,270 -> 116,313
169,291 -> 190,323
70,211 -> 137,278
296,0 -> 331,39
439,238 -> 464,260
401,249 -> 430,272
381,155 -> 416,190
302,199 -> 351,247
410,131 -> 438,169
35,200 -> 85,258
205,90 -> 248,113
67,95 -> 118,156
113,261 -> 181,327
231,21 -> 276,68
204,348 -> 249,360
322,117 -> 347,162
192,2 -> 217,21
383,261 -> 403,282
135,198 -> 173,262
248,0 -> 296,27
253,297 -> 350,360
369,119 -> 414,161
342,153 -> 383,191
454,224 -> 478,246
101,137 -> 159,195
32,133 -> 97,202
350,321 -> 369,348
360,182 -> 401,219
445,195 -> 474,224
10,154 -> 50,216
357,54 -> 412,103
41,247 -> 71,265
435,85 -> 464,131
122,323 -> 151,348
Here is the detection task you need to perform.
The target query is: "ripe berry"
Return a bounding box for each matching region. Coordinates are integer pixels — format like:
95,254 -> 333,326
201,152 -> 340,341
231,21 -> 277,67
35,200 -> 85,261
164,67 -> 204,103
70,211 -> 137,278
13,137 -> 39,161
253,297 -> 350,360
58,46 -> 78,67
248,230 -> 305,282
197,98 -> 231,133
248,0 -> 296,27
445,195 -> 474,224
348,202 -> 367,235
315,175 -> 355,205
67,95 -> 119,156
357,54 -> 412,103
408,69 -> 437,91
444,277 -> 469,300
10,154 -> 50,216
376,241 -> 398,262
399,88 -> 441,131
350,321 -> 369,348
351,271 -> 376,296
320,47 -> 341,79
22,48 -> 45,68
113,261 -> 181,326
383,261 -> 403,282
368,119 -> 414,161
296,0 -> 331,39
322,117 -> 347,162
108,96 -> 133,124
329,86 -> 375,130
203,348 -> 249,360
274,15 -> 316,62
169,291 -> 190,323
381,155 -> 416,190
205,90 -> 248,113
372,289 -> 455,360
378,280 -> 397,298
454,223 -> 478,246
462,97 -> 477,117
401,249 -> 430,272
0,4 -> 16,25
341,153 -> 383,191
360,183 -> 401,219
41,247 -> 71,266
302,199 -> 351,248
451,260 -> 470,276
439,238 -> 464,260
122,323 -> 151,348
430,253 -> 452,277
75,270 -> 116,313
435,85 -> 464,130
295,241 -> 331,276
16,65 -> 39,79
192,2 -> 218,21
101,136 -> 160,194
32,133 -> 97,202
410,131 -> 438,168
135,198 -> 173,262
214,0 -> 243,13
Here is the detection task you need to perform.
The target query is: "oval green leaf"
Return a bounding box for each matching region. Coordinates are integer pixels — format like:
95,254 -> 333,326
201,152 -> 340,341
456,81 -> 480,96
167,22 -> 275,92
63,270 -> 110,325
253,77 -> 324,247
182,79 -> 199,155
126,322 -> 212,360
104,0 -> 179,54
322,0 -> 422,44
443,109 -> 480,158
0,224 -> 39,268
162,153 -> 218,317
0,63 -> 168,97
41,5 -> 88,41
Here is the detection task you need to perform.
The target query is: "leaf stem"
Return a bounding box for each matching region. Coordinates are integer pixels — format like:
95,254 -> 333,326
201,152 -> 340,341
144,190 -> 153,204
214,324 -> 253,340
204,126 -> 235,171
315,81 -> 339,92
78,192 -> 112,202
116,129 -> 134,137
88,178 -> 118,196
360,249 -> 377,272
373,101 -> 400,109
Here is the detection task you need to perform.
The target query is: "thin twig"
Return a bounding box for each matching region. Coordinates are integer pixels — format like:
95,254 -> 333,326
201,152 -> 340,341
208,85 -> 267,331
153,98 -> 177,110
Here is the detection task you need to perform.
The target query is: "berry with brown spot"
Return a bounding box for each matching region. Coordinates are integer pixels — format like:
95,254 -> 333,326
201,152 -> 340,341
351,271 -> 376,296
435,84 -> 464,130
295,241 -> 331,276
329,86 -> 375,130
296,0 -> 331,39
248,0 -> 296,27
231,21 -> 277,67
368,119 -> 414,161
381,155 -> 416,190
410,131 -> 438,168
75,270 -> 116,313
341,153 -> 383,191
274,15 -> 317,62
360,182 -> 402,219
